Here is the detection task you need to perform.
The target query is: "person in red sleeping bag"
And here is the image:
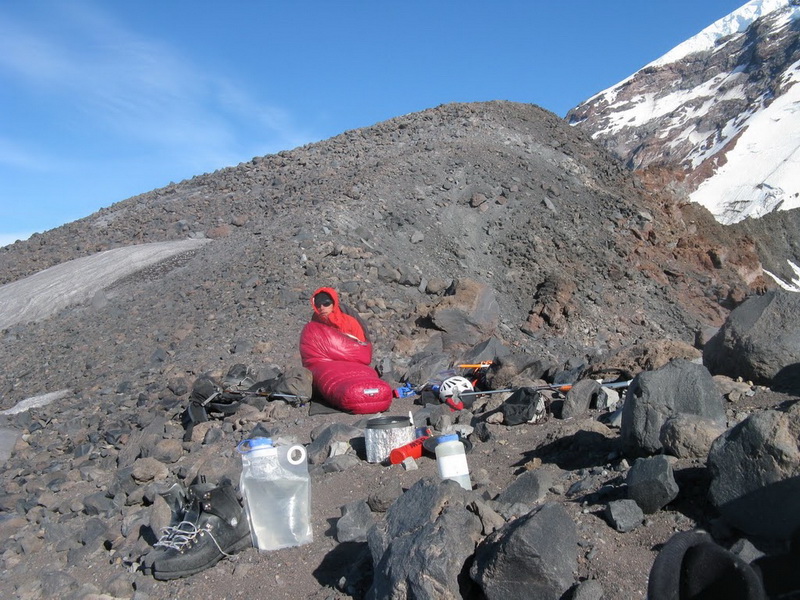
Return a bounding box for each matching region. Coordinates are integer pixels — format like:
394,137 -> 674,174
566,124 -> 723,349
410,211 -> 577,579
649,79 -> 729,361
309,287 -> 369,343
299,287 -> 392,413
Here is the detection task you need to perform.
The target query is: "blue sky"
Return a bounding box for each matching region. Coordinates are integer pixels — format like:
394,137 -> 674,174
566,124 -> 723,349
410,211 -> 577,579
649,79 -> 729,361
1,1 -> 747,247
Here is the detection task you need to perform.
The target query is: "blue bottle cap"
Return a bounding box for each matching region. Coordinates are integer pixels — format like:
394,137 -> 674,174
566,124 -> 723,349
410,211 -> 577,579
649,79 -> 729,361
237,437 -> 273,453
437,434 -> 459,443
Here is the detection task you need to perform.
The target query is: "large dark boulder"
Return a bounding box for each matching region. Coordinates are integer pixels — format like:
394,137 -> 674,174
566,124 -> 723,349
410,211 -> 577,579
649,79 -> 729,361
621,359 -> 725,456
366,478 -> 482,600
470,503 -> 577,600
703,290 -> 800,390
707,404 -> 800,540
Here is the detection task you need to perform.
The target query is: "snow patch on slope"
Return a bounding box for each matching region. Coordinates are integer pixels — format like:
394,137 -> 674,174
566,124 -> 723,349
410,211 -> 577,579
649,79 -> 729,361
690,60 -> 800,223
592,70 -> 749,137
764,259 -> 800,291
650,0 -> 799,67
0,239 -> 210,330
0,390 -> 71,415
579,1 -> 797,109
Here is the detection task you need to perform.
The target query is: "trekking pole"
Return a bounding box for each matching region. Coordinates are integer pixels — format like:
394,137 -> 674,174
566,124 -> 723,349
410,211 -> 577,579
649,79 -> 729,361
199,391 -> 222,406
458,384 -> 571,399
601,379 -> 633,389
457,388 -> 513,398
458,379 -> 633,399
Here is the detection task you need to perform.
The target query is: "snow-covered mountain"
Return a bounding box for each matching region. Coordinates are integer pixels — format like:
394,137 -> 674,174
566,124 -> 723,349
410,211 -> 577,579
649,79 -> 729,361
568,0 -> 800,227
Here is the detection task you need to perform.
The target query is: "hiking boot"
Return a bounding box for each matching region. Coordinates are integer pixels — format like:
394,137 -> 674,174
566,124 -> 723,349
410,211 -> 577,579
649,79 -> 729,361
155,480 -> 188,527
142,479 -> 251,580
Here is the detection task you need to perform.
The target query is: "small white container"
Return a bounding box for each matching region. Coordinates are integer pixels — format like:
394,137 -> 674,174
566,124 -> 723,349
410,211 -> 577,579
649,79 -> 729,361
434,434 -> 472,490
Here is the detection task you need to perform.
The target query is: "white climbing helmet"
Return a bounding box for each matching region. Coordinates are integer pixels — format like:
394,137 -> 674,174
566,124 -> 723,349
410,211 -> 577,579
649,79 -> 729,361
438,376 -> 474,401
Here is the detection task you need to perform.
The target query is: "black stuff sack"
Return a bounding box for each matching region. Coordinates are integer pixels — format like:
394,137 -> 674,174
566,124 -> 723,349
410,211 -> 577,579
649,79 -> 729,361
501,387 -> 549,426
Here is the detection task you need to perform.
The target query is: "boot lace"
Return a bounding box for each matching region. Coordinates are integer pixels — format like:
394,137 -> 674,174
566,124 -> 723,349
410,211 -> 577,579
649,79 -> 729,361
155,520 -> 234,557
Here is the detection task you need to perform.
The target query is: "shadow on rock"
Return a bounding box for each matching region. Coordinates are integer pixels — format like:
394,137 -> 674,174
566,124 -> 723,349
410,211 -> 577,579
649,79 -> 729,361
520,430 -> 621,471
670,466 -> 716,524
772,363 -> 800,396
324,517 -> 338,538
715,476 -> 800,541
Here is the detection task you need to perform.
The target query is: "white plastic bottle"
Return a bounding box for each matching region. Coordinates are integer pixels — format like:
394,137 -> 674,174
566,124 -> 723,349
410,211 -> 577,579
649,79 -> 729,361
434,434 -> 472,490
238,437 -> 312,551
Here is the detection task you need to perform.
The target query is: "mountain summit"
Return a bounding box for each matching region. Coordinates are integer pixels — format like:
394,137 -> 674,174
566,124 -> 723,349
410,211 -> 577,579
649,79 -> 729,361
568,0 -> 800,226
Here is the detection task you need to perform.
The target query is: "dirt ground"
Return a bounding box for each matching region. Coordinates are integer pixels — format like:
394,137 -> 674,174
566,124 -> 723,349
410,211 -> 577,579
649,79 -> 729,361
123,385 -> 797,600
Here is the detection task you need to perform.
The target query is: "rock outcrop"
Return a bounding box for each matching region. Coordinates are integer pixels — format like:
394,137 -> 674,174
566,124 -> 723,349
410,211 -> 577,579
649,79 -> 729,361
621,359 -> 726,455
704,289 -> 800,390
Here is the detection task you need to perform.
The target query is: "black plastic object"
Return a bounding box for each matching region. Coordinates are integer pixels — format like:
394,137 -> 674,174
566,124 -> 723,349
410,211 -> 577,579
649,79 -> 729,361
423,433 -> 473,456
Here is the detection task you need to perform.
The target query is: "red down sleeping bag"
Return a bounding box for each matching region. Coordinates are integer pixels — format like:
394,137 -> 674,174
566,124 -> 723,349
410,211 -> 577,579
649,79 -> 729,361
299,320 -> 392,413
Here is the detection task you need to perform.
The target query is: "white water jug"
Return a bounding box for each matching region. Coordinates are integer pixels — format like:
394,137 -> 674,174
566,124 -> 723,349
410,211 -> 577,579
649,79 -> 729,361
237,437 -> 312,551
434,434 -> 472,490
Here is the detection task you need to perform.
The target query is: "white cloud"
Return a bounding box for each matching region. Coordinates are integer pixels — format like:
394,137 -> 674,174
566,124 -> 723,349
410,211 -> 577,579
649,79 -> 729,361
0,4 -> 314,173
0,16 -> 79,85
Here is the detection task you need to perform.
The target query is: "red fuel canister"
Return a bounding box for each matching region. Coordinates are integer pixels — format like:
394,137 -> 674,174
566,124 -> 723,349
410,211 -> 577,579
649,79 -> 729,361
389,436 -> 429,465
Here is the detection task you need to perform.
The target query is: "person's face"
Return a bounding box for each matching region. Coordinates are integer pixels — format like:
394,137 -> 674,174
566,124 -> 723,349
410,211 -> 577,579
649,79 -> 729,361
316,297 -> 334,317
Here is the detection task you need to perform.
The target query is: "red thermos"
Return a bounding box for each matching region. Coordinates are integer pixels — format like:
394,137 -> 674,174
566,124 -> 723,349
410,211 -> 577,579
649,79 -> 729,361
389,436 -> 429,465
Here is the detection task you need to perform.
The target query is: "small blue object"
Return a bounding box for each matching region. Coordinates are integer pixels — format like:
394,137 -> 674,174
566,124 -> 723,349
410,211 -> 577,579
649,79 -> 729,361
437,434 -> 459,444
237,437 -> 273,453
395,383 -> 416,398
